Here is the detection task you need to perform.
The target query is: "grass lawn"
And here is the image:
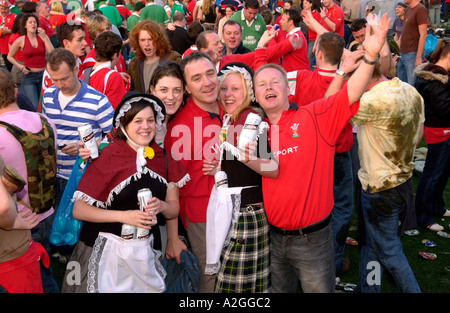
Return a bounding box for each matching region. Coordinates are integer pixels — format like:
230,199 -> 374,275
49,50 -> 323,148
339,172 -> 450,293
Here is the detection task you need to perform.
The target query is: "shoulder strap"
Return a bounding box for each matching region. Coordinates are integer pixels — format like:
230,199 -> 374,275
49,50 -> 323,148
163,148 -> 168,179
82,66 -> 93,85
0,120 -> 25,140
103,69 -> 115,94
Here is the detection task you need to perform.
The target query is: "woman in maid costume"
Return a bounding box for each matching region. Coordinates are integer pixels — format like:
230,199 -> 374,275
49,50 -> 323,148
205,62 -> 278,293
61,92 -> 189,293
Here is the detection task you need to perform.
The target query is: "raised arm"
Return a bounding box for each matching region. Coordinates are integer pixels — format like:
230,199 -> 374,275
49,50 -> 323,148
346,13 -> 390,105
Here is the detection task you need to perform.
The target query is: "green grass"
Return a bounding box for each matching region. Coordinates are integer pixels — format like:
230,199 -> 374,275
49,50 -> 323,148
339,174 -> 450,293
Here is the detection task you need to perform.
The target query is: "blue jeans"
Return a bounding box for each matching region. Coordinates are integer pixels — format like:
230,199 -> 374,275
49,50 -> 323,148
331,151 -> 353,275
358,183 -> 420,293
20,71 -> 43,111
307,40 -> 316,70
415,138 -> 450,227
270,223 -> 335,293
396,52 -> 418,86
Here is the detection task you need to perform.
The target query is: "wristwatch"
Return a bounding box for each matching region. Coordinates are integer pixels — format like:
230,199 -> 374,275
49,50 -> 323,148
336,68 -> 346,77
322,15 -> 327,19
362,55 -> 379,65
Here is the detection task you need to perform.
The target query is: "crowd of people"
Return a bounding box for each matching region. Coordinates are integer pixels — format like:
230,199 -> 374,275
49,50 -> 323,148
0,0 -> 449,295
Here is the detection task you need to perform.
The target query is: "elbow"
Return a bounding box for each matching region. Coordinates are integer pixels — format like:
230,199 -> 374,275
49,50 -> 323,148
72,201 -> 84,220
262,162 -> 279,179
163,201 -> 179,220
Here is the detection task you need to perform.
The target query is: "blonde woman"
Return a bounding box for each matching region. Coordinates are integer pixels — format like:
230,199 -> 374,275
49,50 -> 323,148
49,1 -> 67,28
198,0 -> 216,30
208,62 -> 278,293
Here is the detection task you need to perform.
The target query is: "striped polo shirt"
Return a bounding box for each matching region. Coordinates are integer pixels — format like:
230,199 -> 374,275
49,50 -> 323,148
42,80 -> 114,180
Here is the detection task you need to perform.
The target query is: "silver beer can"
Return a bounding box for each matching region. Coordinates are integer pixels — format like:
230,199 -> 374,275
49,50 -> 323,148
137,188 -> 153,239
214,170 -> 228,189
121,224 -> 136,240
78,123 -> 99,159
238,113 -> 262,149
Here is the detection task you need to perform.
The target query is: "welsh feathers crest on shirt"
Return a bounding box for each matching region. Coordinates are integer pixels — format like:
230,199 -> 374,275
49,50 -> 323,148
290,123 -> 300,138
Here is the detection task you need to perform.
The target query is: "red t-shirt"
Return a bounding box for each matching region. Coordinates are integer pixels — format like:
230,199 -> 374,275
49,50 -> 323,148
220,40 -> 293,72
49,14 -> 67,28
85,65 -> 126,109
39,15 -> 56,37
288,68 -> 353,152
185,0 -> 196,24
281,28 -> 309,72
307,10 -> 327,41
8,33 -> 23,62
164,97 -> 223,225
325,3 -> 345,37
116,5 -> 131,20
0,12 -> 15,55
79,48 -> 126,76
424,126 -> 450,144
182,46 -> 197,58
23,35 -> 46,68
262,87 -> 359,230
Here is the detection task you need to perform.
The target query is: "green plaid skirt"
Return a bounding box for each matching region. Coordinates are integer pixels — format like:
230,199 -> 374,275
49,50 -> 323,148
214,204 -> 271,293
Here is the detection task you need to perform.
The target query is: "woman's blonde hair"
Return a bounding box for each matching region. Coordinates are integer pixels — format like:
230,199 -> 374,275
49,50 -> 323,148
218,71 -> 262,122
86,14 -> 111,42
201,0 -> 212,15
51,1 -> 64,13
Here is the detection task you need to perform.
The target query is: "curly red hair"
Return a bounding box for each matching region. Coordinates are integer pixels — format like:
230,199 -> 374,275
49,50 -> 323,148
130,20 -> 172,60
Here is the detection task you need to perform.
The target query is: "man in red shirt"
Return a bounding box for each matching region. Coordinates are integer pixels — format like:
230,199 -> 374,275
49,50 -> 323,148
253,14 -> 390,293
320,0 -> 345,37
164,51 -> 223,293
278,8 -> 309,72
0,0 -> 15,71
37,1 -> 57,44
286,31 -> 363,277
81,31 -> 126,109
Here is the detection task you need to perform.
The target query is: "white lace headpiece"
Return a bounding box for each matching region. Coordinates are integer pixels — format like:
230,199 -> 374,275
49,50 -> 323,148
218,65 -> 255,102
114,96 -> 165,129
114,95 -> 165,172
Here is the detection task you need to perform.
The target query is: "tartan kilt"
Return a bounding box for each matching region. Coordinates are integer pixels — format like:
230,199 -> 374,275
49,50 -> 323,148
215,204 -> 271,293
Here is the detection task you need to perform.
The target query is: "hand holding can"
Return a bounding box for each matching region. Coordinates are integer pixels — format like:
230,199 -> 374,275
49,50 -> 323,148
78,123 -> 99,159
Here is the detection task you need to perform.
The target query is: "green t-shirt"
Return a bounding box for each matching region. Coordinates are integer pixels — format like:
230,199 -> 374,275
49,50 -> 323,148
170,1 -> 185,19
127,14 -> 141,32
140,3 -> 169,24
100,6 -> 123,27
126,2 -> 134,11
10,6 -> 20,15
229,10 -> 266,51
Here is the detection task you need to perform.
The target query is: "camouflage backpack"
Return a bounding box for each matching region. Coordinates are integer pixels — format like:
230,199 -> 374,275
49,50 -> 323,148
0,114 -> 57,214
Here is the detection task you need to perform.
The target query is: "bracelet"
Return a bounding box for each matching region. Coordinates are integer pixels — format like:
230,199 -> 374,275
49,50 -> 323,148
322,15 -> 327,19
335,68 -> 346,77
362,55 -> 379,65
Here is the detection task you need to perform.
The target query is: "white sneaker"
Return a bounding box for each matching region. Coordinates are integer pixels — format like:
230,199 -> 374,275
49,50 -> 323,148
443,210 -> 450,217
427,223 -> 444,232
